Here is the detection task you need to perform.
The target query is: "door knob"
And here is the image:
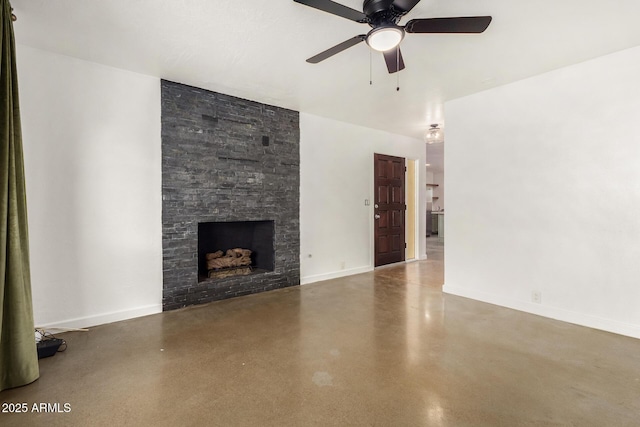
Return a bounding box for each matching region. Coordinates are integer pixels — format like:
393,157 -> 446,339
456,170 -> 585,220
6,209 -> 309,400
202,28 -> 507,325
374,214 -> 380,219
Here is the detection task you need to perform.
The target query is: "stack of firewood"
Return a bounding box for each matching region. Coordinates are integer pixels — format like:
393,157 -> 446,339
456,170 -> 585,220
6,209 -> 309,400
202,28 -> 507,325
206,248 -> 252,270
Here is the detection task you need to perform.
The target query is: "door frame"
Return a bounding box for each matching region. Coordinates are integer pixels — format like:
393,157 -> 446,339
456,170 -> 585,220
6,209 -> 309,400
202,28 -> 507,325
405,159 -> 419,261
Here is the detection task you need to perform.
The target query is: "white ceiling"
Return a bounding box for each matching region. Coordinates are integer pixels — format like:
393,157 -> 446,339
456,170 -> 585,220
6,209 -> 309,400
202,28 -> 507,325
11,0 -> 640,173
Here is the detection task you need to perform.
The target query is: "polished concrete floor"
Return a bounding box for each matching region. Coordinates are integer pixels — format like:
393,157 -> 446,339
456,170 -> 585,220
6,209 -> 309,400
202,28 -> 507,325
2,238 -> 640,426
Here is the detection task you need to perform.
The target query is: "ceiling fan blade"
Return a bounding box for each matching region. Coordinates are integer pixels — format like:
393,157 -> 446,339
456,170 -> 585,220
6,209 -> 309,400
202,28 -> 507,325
293,0 -> 367,23
383,48 -> 405,74
405,16 -> 492,33
306,35 -> 366,63
391,0 -> 421,14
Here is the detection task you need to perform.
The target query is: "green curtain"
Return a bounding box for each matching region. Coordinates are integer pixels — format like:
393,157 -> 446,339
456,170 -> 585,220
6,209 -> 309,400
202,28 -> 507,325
0,0 -> 39,391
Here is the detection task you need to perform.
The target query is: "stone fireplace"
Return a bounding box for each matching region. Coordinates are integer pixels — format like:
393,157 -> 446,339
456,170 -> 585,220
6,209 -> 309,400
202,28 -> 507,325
161,80 -> 300,311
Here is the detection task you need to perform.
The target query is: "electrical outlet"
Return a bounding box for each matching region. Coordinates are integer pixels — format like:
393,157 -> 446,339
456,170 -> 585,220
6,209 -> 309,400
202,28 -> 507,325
532,291 -> 542,304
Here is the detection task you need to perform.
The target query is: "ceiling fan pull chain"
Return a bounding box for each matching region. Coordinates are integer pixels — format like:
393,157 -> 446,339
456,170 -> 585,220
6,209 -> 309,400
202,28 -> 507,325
396,46 -> 400,91
370,49 -> 373,85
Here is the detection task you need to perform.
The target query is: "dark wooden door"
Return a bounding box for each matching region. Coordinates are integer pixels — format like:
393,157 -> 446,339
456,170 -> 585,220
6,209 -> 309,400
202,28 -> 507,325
374,153 -> 406,267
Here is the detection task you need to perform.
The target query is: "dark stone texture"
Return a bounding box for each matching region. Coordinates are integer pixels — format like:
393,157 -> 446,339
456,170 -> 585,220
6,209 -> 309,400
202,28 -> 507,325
161,80 -> 300,311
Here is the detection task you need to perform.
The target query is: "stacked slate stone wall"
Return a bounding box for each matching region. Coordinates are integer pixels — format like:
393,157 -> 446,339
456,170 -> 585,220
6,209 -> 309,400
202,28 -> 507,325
161,80 -> 300,310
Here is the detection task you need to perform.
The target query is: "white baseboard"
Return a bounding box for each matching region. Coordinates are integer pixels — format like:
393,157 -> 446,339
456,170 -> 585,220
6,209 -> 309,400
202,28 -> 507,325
36,304 -> 163,330
301,265 -> 373,285
443,284 -> 640,340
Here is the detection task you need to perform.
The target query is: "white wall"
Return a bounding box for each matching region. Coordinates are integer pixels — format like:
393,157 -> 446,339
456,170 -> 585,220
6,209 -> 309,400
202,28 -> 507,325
300,113 -> 427,284
444,46 -> 640,339
17,45 -> 162,328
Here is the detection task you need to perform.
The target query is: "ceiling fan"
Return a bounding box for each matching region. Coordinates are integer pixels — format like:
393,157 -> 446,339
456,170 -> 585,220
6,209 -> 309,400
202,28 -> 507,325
294,0 -> 492,73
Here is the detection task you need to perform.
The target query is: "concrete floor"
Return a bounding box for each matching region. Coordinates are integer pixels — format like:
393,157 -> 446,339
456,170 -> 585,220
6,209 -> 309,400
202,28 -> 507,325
2,238 -> 640,426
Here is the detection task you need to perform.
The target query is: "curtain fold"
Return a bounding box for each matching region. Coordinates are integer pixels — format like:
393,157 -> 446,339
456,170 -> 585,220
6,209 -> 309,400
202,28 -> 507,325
0,0 -> 39,391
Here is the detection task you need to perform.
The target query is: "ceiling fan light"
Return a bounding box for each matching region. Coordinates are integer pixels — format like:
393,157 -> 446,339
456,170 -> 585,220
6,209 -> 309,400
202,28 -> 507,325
366,27 -> 404,52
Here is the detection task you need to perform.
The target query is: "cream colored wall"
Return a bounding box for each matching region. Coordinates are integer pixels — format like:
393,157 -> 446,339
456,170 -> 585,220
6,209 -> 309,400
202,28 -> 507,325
406,160 -> 417,260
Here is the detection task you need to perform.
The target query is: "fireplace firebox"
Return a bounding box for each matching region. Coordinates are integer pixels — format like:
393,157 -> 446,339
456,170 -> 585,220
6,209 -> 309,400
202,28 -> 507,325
198,220 -> 275,281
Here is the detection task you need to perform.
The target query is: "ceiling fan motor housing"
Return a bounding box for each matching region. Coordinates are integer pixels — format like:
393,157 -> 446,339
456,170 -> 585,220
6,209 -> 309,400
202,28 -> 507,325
363,0 -> 406,27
